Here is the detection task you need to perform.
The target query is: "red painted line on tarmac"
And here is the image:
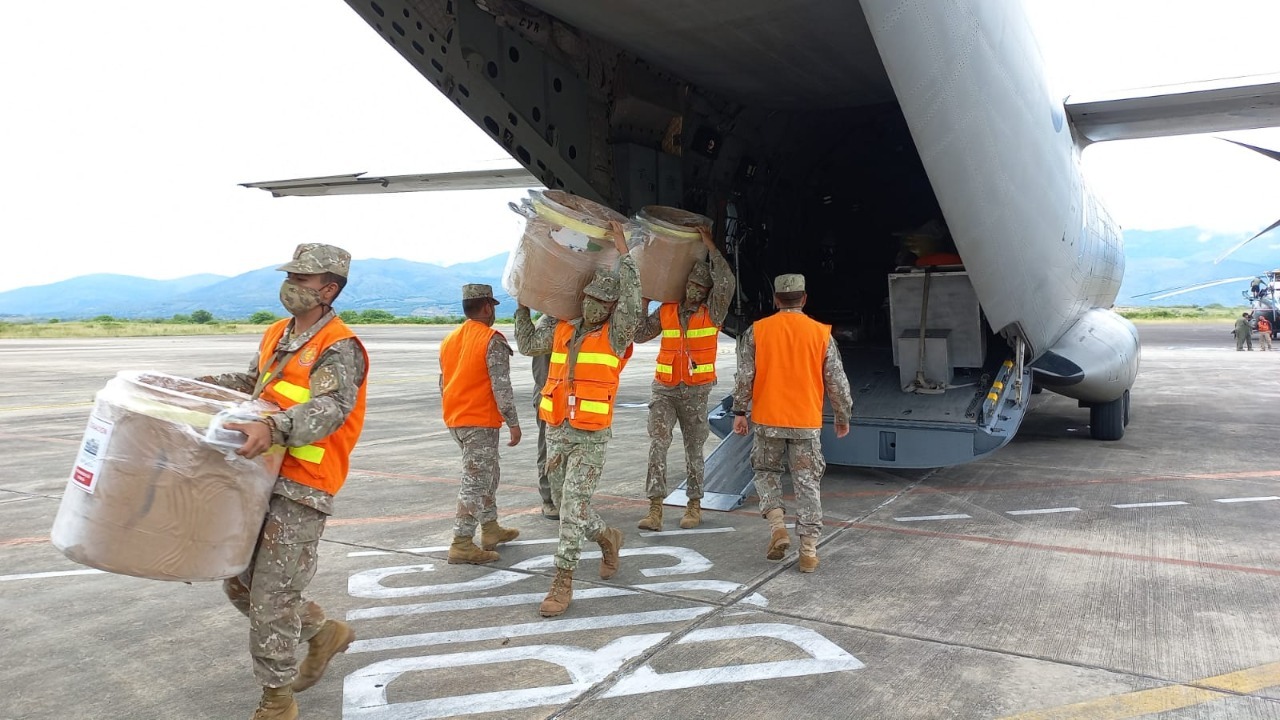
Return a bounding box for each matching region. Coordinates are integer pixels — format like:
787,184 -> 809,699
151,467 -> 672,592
822,469 -> 1280,499
0,536 -> 48,548
839,521 -> 1280,577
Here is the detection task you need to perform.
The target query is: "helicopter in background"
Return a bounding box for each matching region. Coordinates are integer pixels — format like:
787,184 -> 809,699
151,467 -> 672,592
1129,139 -> 1280,333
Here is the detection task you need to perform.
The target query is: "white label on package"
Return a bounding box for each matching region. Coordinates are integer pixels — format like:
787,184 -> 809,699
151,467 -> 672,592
70,414 -> 114,494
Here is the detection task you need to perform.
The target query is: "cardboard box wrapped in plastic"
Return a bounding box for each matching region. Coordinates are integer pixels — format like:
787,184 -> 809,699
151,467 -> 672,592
50,371 -> 284,582
630,206 -> 712,302
503,189 -> 625,321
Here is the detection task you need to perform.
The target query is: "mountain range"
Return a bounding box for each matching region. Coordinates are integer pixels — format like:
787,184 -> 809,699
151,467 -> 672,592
0,254 -> 514,320
1,228 -> 1275,320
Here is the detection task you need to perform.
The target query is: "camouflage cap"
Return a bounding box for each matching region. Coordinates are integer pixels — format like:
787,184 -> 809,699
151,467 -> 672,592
582,268 -> 621,302
277,243 -> 352,278
774,273 -> 806,293
688,260 -> 712,287
463,283 -> 499,303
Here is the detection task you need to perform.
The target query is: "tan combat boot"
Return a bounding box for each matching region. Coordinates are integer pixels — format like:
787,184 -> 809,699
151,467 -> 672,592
637,498 -> 663,531
480,520 -> 520,550
679,498 -> 703,529
293,619 -> 356,692
542,501 -> 560,519
765,508 -> 790,561
596,526 -> 624,580
798,536 -> 819,573
447,536 -> 500,565
539,568 -> 574,617
251,685 -> 297,720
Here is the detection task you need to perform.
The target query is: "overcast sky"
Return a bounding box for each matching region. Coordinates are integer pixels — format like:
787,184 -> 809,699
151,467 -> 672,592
2,0 -> 1279,293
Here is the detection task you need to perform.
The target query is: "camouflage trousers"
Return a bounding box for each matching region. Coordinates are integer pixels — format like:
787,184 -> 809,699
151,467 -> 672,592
450,427 -> 502,537
751,435 -> 826,538
546,424 -> 608,571
223,494 -> 327,688
645,384 -> 711,500
536,414 -> 553,505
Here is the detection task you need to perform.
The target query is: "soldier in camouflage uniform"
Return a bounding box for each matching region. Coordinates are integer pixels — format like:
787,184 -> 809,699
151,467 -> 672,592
531,327 -> 558,519
731,273 -> 852,574
515,220 -> 642,617
439,284 -> 523,564
634,226 -> 735,530
199,243 -> 368,720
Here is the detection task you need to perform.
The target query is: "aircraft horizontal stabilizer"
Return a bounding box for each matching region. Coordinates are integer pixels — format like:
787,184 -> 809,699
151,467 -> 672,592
240,168 -> 540,197
1065,73 -> 1280,145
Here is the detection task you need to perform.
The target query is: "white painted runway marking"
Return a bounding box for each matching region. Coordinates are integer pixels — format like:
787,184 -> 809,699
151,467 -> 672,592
638,527 -> 737,537
349,606 -> 714,654
1006,507 -> 1081,516
1214,496 -> 1280,503
347,580 -> 766,621
1113,501 -> 1189,509
894,514 -> 972,522
0,568 -> 104,582
348,537 -> 558,557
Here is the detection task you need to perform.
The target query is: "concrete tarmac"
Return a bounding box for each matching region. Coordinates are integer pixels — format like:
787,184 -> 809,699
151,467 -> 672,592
3,321 -> 1280,719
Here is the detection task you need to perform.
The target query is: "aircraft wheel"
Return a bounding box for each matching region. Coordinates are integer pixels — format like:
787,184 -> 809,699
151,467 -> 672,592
1090,396 -> 1125,441
1122,389 -> 1130,427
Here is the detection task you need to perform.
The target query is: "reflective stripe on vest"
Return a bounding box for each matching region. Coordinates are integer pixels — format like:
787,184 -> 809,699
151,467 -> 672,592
265,378 -> 310,404
288,445 -> 325,463
654,303 -> 719,387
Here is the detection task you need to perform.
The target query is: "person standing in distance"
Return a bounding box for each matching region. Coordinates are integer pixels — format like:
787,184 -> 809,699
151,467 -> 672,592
633,225 -> 735,530
731,273 -> 852,573
439,283 -> 523,564
515,220 -> 643,617
200,243 -> 368,720
1235,312 -> 1255,351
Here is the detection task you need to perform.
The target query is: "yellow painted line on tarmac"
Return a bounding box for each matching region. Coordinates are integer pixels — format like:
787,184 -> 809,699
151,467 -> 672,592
999,661 -> 1280,719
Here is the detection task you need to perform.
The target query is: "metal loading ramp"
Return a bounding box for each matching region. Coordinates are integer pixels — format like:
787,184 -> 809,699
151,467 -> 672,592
664,429 -> 755,511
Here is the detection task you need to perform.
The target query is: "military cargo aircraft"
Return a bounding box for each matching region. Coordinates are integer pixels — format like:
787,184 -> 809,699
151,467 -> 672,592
244,1 -> 1280,484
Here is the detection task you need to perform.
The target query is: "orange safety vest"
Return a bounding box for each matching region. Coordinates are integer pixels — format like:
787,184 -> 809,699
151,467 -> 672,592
750,312 -> 831,429
538,321 -> 633,431
440,320 -> 505,428
1260,318 -> 1272,334
257,317 -> 369,495
654,303 -> 719,386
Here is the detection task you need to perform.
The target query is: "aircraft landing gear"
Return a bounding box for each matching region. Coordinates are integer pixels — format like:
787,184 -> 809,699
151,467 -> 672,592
1089,391 -> 1127,441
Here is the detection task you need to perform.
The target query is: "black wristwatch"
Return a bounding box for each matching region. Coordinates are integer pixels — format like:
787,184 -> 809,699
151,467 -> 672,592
732,410 -> 747,417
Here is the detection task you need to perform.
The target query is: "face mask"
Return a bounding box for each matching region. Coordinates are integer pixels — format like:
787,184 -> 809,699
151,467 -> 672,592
685,283 -> 709,305
280,281 -> 324,315
581,297 -> 611,326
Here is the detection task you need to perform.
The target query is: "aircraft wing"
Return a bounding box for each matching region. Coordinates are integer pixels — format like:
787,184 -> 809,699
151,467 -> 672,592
240,169 -> 540,197
1066,73 -> 1280,144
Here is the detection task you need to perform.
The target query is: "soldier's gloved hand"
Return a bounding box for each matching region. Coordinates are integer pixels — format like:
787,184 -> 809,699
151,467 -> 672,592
507,424 -> 522,447
732,415 -> 749,436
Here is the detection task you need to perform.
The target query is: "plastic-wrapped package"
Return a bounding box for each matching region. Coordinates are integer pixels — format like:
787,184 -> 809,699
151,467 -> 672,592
50,371 -> 284,582
630,206 -> 711,302
502,190 -> 626,320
